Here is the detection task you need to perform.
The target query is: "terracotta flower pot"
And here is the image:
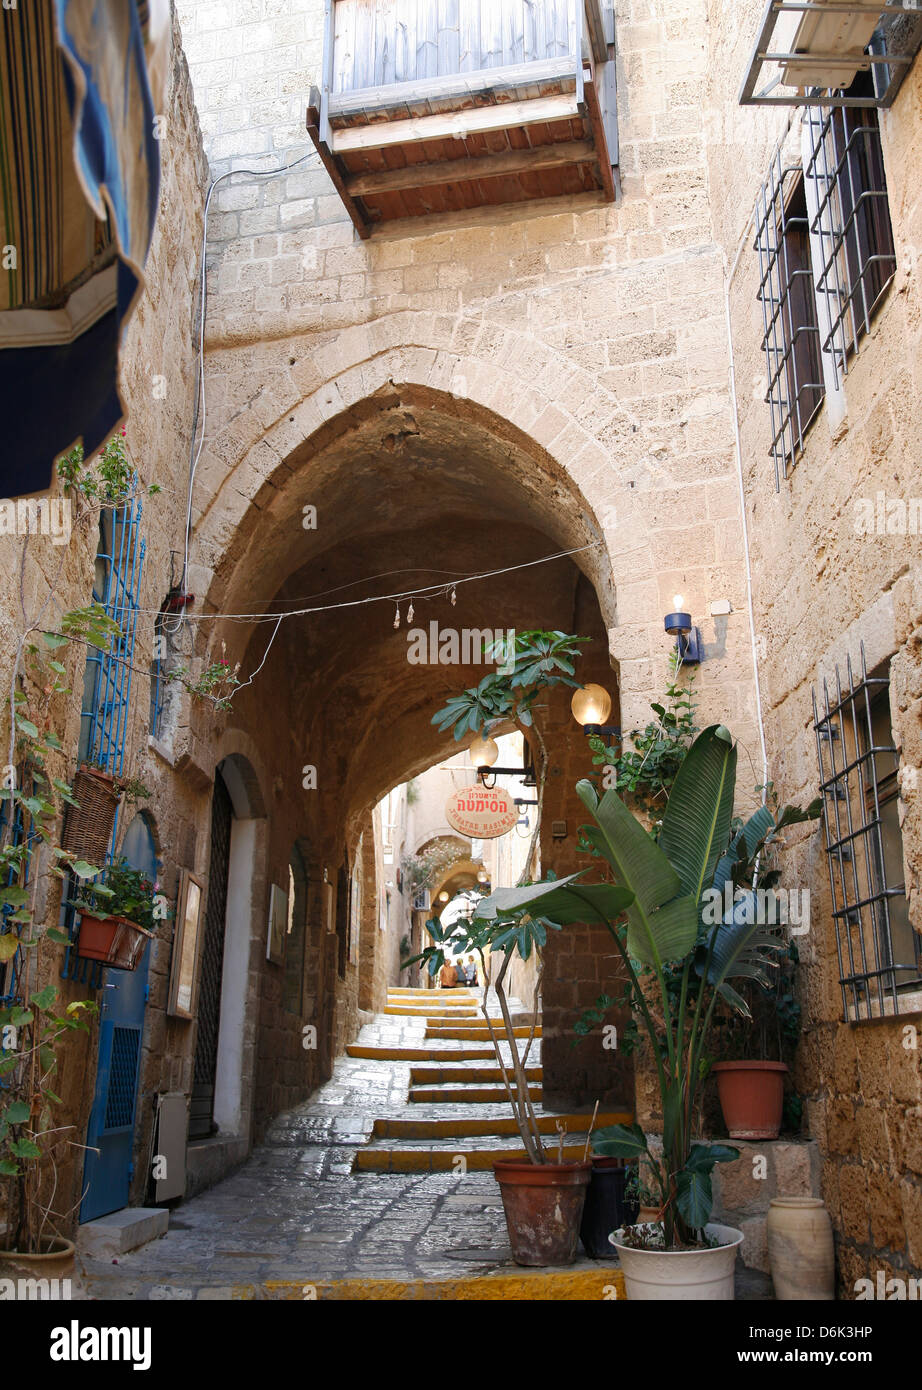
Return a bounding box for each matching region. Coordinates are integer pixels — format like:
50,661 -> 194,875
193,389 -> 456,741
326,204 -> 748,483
77,913 -> 154,970
493,1159 -> 591,1267
713,1060 -> 787,1140
609,1223 -> 744,1301
767,1197 -> 835,1300
0,1236 -> 75,1282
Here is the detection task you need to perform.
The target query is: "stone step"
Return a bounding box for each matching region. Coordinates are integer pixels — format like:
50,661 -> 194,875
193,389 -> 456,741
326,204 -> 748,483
347,1044 -> 496,1062
409,1064 -> 541,1086
372,1109 -> 631,1140
352,1142 -> 590,1172
383,1006 -> 479,1018
425,1024 -> 542,1040
410,1084 -> 543,1104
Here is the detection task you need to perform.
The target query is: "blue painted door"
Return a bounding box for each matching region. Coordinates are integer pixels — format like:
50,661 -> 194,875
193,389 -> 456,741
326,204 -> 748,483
80,815 -> 157,1222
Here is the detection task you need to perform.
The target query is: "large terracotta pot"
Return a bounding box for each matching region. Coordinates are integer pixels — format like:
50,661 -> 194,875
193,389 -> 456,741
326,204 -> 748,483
493,1159 -> 591,1267
0,1236 -> 75,1282
767,1197 -> 835,1300
609,1223 -> 744,1301
713,1060 -> 787,1139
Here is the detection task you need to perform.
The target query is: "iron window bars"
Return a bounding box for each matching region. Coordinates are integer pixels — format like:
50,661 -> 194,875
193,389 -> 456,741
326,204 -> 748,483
62,495 -> 146,988
803,97 -> 896,385
813,646 -> 921,1019
0,788 -> 37,1012
740,2 -> 922,109
755,152 -> 827,487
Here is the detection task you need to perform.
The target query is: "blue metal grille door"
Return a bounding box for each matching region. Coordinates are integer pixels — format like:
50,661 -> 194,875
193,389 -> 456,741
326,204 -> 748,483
103,1027 -> 142,1130
80,814 -> 155,1222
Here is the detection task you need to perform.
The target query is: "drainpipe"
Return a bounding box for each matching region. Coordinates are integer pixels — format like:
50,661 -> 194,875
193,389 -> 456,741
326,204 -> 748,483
722,214 -> 770,806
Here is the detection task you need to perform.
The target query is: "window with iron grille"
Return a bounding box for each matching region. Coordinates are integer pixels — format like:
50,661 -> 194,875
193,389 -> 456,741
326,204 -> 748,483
755,153 -> 827,487
62,494 -> 145,987
813,648 -> 920,1020
804,76 -> 897,387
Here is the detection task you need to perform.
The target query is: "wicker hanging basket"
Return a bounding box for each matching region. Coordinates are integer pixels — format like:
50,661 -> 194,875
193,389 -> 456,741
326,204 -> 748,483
60,764 -> 120,866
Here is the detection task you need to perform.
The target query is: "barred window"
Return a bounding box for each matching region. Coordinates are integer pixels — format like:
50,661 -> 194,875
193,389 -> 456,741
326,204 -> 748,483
755,155 -> 826,487
813,649 -> 920,1020
804,76 -> 897,385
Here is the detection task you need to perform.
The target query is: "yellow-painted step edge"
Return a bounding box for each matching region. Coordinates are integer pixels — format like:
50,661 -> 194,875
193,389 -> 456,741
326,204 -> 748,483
260,1269 -> 626,1301
373,1110 -> 633,1139
410,1086 -> 543,1103
353,1144 -> 589,1172
347,1045 -> 496,1061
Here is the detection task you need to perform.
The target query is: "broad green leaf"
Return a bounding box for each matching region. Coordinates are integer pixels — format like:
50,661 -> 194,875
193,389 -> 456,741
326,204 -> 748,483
675,1164 -> 713,1229
0,936 -> 19,962
11,1137 -> 42,1159
71,861 -> 101,879
626,893 -> 698,967
3,1101 -> 30,1125
659,726 -> 737,904
576,779 -> 680,917
30,985 -> 57,1011
0,1158 -> 20,1176
591,1121 -> 650,1160
473,875 -> 633,929
685,1142 -> 739,1171
15,717 -> 39,739
42,632 -> 69,649
45,928 -> 70,945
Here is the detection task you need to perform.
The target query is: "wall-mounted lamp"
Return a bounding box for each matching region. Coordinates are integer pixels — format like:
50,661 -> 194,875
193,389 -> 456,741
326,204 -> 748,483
664,594 -> 704,664
570,683 -> 621,739
475,734 -> 537,788
476,868 -> 488,884
469,735 -> 499,770
437,890 -> 450,903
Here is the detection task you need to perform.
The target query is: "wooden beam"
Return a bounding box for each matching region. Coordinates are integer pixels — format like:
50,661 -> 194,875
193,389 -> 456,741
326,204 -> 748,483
345,140 -> 598,198
328,56 -> 577,120
306,99 -> 371,240
582,68 -> 616,203
584,0 -> 609,65
331,93 -> 582,155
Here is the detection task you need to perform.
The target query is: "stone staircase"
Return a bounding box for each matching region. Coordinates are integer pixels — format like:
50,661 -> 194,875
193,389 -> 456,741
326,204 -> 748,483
348,986 -> 632,1174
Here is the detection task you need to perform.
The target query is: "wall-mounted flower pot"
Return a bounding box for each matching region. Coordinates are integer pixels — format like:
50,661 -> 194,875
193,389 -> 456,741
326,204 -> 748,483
493,1158 -> 591,1266
580,1158 -> 639,1259
77,913 -> 153,971
713,1060 -> 787,1140
60,764 -> 120,867
609,1223 -> 744,1301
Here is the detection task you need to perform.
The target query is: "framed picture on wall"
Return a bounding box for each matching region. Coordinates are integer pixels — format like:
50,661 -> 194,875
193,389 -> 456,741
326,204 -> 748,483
267,882 -> 287,965
167,869 -> 204,1020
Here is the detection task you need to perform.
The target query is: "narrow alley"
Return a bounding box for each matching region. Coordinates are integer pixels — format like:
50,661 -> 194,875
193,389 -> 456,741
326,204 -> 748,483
77,988 -> 628,1300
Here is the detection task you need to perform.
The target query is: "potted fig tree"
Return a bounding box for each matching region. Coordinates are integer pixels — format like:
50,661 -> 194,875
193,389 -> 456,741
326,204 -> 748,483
409,874 -> 633,1265
484,725 -> 820,1298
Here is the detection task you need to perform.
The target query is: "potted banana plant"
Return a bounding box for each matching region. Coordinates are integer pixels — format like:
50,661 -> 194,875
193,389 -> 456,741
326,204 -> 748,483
480,725 -> 819,1299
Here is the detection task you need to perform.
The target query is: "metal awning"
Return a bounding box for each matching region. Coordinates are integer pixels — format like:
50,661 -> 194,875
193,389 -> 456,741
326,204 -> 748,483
739,1 -> 922,107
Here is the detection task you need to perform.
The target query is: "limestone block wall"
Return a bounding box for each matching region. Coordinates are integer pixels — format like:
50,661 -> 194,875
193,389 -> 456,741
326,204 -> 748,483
705,0 -> 922,1293
173,0 -> 761,753
0,11 -> 210,1225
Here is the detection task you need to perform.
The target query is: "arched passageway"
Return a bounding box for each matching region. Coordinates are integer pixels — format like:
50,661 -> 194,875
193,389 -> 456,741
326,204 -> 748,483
181,384 -> 633,1143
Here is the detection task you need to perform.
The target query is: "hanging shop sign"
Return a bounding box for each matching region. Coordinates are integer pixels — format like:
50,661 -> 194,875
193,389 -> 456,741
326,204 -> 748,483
445,784 -> 519,839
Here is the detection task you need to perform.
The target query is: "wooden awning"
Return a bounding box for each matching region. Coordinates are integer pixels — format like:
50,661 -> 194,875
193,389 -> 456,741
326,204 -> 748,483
308,1 -> 619,238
